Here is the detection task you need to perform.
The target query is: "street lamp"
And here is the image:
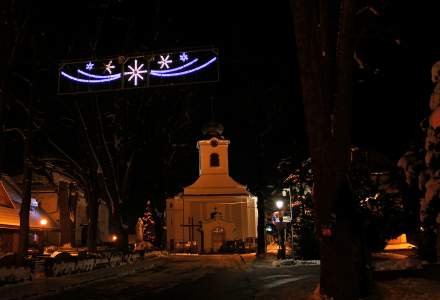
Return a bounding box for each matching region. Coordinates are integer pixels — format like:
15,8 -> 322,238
40,218 -> 47,246
275,200 -> 284,210
274,199 -> 286,259
112,234 -> 118,242
282,188 -> 295,260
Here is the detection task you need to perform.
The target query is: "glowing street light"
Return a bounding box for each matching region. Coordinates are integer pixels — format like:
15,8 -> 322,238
275,200 -> 284,210
274,199 -> 286,259
40,218 -> 47,246
112,234 -> 118,242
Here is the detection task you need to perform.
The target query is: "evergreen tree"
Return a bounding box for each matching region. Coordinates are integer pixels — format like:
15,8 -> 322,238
142,200 -> 156,243
398,60 -> 440,262
286,158 -> 320,260
286,155 -> 411,258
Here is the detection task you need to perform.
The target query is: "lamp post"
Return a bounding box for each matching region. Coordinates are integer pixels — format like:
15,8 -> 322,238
275,199 -> 286,259
40,218 -> 47,246
282,187 -> 295,260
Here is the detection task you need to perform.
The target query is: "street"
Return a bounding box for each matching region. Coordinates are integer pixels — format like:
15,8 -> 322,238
36,254 -> 319,300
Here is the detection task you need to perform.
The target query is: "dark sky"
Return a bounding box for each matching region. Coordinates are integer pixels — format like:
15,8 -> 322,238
2,0 -> 440,215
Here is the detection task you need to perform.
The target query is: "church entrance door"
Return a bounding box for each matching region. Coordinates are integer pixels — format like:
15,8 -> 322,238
211,226 -> 225,252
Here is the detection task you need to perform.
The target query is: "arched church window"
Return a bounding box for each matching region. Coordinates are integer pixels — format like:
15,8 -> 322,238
210,153 -> 220,167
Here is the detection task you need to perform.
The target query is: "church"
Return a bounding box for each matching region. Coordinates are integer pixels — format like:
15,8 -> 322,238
166,123 -> 258,253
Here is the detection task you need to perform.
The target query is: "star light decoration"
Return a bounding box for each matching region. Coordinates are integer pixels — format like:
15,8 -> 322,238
157,55 -> 172,69
179,52 -> 189,62
104,60 -> 115,74
86,61 -> 94,70
124,59 -> 148,86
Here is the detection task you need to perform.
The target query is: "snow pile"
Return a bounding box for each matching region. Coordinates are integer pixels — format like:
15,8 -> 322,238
0,266 -> 32,284
145,250 -> 167,257
44,251 -> 144,277
373,252 -> 422,271
271,259 -> 320,267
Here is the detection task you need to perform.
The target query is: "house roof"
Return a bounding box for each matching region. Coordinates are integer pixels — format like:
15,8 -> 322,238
0,179 -> 58,230
0,203 -> 58,230
0,181 -> 15,209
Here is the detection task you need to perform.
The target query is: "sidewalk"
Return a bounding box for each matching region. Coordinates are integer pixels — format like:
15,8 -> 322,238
371,262 -> 440,299
256,251 -> 440,300
1,255 -> 166,300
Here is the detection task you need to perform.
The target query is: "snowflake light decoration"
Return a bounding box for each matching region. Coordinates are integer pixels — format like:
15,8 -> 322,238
157,55 -> 172,69
179,52 -> 189,62
124,59 -> 148,86
104,60 -> 115,74
86,62 -> 94,70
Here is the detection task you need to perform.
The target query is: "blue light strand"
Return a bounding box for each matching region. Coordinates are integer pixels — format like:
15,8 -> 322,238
150,57 -> 217,77
151,59 -> 198,74
61,71 -> 121,83
77,70 -> 120,79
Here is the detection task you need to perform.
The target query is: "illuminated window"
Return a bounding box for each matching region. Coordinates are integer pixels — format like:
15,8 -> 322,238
210,153 -> 220,167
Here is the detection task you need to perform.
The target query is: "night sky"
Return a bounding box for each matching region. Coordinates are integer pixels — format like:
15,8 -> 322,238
2,1 -> 440,220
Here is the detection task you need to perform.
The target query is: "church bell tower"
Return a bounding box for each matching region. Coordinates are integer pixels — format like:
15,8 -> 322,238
198,122 -> 229,176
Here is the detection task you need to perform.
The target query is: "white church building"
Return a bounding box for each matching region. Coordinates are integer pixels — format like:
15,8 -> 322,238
166,123 -> 258,253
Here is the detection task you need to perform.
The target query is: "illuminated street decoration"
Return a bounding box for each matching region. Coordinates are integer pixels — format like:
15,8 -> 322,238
58,48 -> 219,94
104,60 -> 115,74
150,57 -> 217,77
60,71 -> 120,83
77,70 -> 120,79
150,58 -> 198,74
124,59 -> 148,86
179,52 -> 189,62
86,61 -> 94,70
157,55 -> 172,69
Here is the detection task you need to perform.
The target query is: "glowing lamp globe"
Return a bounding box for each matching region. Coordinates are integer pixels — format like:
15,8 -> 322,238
40,219 -> 48,226
275,200 -> 284,209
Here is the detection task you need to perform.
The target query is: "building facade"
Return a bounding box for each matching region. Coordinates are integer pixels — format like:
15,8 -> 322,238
0,177 -> 57,253
166,126 -> 258,253
0,171 -> 112,253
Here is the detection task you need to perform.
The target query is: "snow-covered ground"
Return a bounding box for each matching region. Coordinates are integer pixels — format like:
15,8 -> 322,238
373,251 -> 423,271
2,250 -> 439,300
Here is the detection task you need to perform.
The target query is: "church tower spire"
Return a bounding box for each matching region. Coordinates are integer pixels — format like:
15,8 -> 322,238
198,122 -> 229,176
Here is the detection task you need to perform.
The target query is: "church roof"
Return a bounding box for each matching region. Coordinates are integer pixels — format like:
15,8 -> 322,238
183,174 -> 251,196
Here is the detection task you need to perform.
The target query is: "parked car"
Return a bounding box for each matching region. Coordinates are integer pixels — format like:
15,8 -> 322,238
220,240 -> 246,253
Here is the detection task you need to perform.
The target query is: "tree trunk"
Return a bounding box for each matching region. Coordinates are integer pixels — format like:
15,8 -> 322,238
291,0 -> 366,298
18,159 -> 32,265
69,183 -> 78,246
87,181 -> 99,252
59,181 -> 73,245
18,93 -> 33,265
0,91 -> 5,173
18,46 -> 34,262
256,190 -> 266,257
256,116 -> 266,257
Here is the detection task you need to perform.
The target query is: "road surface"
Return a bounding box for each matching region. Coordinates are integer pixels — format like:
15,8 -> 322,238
37,254 -> 319,300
